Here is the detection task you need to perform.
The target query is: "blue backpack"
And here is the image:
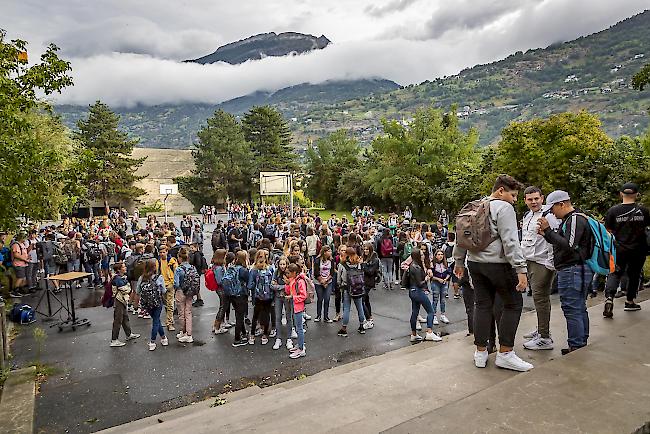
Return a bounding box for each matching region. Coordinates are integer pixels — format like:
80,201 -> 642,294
222,265 -> 245,297
9,304 -> 35,324
253,267 -> 274,301
564,212 -> 616,276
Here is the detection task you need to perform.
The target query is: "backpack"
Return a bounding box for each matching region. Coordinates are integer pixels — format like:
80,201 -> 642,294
101,279 -> 114,308
125,254 -> 141,281
264,224 -> 276,239
212,230 -> 227,250
380,238 -> 393,257
562,213 -> 616,276
53,242 -> 69,265
345,264 -> 365,298
295,274 -> 315,304
139,276 -> 162,311
250,230 -> 263,248
180,264 -> 200,296
456,198 -> 496,252
222,265 -> 246,297
253,268 -> 274,301
9,304 -> 35,324
205,267 -> 218,291
401,242 -> 413,261
87,243 -> 102,264
63,239 -> 79,260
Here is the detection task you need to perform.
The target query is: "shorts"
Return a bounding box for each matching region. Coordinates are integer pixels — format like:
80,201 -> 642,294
14,266 -> 27,279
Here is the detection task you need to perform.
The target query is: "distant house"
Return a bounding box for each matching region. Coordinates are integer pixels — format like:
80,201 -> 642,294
600,87 -> 612,94
564,74 -> 579,83
634,54 -> 645,59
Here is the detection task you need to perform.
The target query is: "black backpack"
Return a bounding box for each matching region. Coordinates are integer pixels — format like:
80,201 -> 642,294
86,243 -> 102,264
180,264 -> 200,296
345,264 -> 365,298
264,224 -> 276,239
139,277 -> 162,311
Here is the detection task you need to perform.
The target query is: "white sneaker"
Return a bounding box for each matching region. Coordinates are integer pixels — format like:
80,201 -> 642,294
425,332 -> 442,342
495,351 -> 534,372
523,329 -> 539,340
110,340 -> 126,347
176,332 -> 186,339
148,342 -> 156,351
179,335 -> 194,343
523,336 -> 554,350
269,329 -> 277,337
141,314 -> 151,319
394,280 -> 400,285
362,320 -> 372,330
410,334 -> 423,342
303,313 -> 312,320
415,322 -> 422,331
289,348 -> 306,359
440,314 -> 449,324
224,322 -> 234,329
248,336 -> 255,345
433,316 -> 439,325
161,337 -> 169,346
281,317 -> 287,326
273,338 -> 282,350
417,315 -> 426,323
291,328 -> 298,339
474,349 -> 488,368
286,339 -> 294,350
215,327 -> 229,335
126,333 -> 141,340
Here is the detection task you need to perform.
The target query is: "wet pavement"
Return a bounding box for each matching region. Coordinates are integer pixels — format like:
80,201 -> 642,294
10,218 -> 537,433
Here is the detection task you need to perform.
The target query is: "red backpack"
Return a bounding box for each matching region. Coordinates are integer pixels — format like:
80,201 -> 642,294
380,238 -> 393,257
205,265 -> 224,292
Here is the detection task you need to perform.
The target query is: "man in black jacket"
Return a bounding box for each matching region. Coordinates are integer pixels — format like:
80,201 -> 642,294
538,190 -> 594,355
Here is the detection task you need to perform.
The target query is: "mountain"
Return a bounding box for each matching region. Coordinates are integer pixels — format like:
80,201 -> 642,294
186,32 -> 331,64
55,11 -> 650,150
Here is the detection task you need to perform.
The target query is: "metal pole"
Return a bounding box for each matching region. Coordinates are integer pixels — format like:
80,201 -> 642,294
289,174 -> 294,219
164,194 -> 169,223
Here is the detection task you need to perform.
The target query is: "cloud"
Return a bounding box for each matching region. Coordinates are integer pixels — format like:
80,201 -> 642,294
365,0 -> 420,18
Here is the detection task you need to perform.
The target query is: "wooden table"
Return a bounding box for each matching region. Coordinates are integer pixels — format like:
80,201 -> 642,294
46,272 -> 92,331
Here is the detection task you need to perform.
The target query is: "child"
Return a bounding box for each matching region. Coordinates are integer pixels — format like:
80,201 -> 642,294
110,262 -> 140,347
272,256 -> 294,350
248,250 -> 274,345
158,245 -> 178,332
285,263 -> 307,359
431,250 -> 451,325
211,249 -> 228,334
173,248 -> 199,343
137,259 -> 168,351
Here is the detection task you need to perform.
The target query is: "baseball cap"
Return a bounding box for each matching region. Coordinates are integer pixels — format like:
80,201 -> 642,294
620,182 -> 639,194
545,190 -> 571,207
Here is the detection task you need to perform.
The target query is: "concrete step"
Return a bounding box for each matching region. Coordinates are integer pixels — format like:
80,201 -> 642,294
103,297 -> 648,433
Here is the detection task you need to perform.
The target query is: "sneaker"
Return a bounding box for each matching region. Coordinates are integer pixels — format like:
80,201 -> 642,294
291,328 -> 298,339
110,340 -> 126,347
433,316 -> 439,325
333,313 -> 342,322
273,338 -> 282,350
216,327 -> 229,335
127,305 -> 135,313
445,293 -> 449,298
415,322 -> 422,331
337,328 -> 348,337
440,314 -> 450,324
232,338 -> 248,347
363,320 -> 372,330
192,299 -> 204,307
176,332 -> 186,339
314,316 -> 321,322
168,325 -> 176,332
417,315 -> 426,323
474,350 -> 488,368
303,313 -> 312,320
161,337 -> 169,346
126,333 -> 141,340
357,325 -> 366,334
254,328 -> 263,337
523,336 -> 554,350
624,302 -> 641,311
179,335 -> 194,343
495,351 -> 534,372
425,332 -> 442,342
286,339 -> 294,350
324,318 -> 333,323
269,329 -> 277,338
137,310 -> 144,318
394,280 -> 400,286
523,329 -> 539,340
289,348 -> 306,359
141,313 -> 151,320
281,317 -> 287,326
224,322 -> 234,329
614,290 -> 625,298
9,292 -> 22,298
148,342 -> 156,351
410,334 -> 424,342
603,297 -> 614,318
453,294 -> 460,299
248,336 -> 255,345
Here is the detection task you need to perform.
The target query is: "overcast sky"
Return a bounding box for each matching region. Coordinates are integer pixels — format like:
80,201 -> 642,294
4,0 -> 648,107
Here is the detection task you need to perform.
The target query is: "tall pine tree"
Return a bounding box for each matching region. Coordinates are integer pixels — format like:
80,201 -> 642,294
242,105 -> 299,173
75,101 -> 145,215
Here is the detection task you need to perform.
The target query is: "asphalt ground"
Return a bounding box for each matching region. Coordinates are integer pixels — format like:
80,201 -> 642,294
11,217 -> 540,433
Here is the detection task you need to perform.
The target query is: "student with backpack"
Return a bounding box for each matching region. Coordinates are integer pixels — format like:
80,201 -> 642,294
314,246 -> 335,323
136,259 -> 168,351
337,246 -> 371,337
173,248 -> 200,344
208,249 -> 228,334
430,249 -> 451,325
453,175 -> 531,372
406,249 -> 442,342
272,256 -> 295,350
110,262 -> 141,347
158,245 -> 178,331
378,228 -> 395,290
361,243 -> 380,327
285,263 -> 307,359
538,190 -> 597,355
248,250 -> 275,345
224,250 -> 251,347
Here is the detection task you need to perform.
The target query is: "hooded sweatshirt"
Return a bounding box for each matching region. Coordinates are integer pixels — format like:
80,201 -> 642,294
287,272 -> 308,313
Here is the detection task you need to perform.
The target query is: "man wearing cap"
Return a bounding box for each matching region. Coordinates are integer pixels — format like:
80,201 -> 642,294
603,183 -> 650,317
538,190 -> 594,355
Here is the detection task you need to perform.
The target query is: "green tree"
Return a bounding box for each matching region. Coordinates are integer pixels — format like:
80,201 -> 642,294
176,109 -> 254,208
75,101 -> 145,214
632,63 -> 650,91
0,30 -> 74,230
242,106 -> 299,173
304,130 -> 363,208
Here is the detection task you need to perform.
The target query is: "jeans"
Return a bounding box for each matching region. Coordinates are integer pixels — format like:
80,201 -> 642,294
315,281 -> 333,319
430,281 -> 447,314
175,290 -> 193,335
557,265 -> 593,349
83,261 -> 101,284
467,261 -> 523,348
294,311 -> 305,350
67,259 -> 80,273
274,295 -> 294,339
342,291 -> 366,327
229,294 -> 249,341
112,300 -> 132,340
528,261 -> 555,338
605,248 -> 646,302
409,288 -> 433,330
380,258 -> 394,285
149,305 -> 165,342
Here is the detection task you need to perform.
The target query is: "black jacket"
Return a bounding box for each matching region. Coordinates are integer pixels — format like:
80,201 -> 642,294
362,253 -> 380,289
408,262 -> 428,290
543,210 -> 594,270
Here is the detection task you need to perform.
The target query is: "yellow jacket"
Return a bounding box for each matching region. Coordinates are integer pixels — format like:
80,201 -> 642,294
160,257 -> 178,289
